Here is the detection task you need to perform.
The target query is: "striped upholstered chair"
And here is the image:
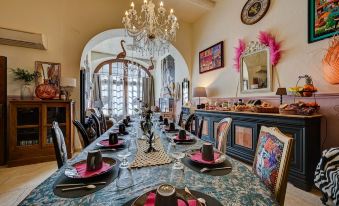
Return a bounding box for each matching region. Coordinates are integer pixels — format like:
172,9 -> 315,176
252,126 -> 294,205
314,147 -> 339,205
215,118 -> 232,153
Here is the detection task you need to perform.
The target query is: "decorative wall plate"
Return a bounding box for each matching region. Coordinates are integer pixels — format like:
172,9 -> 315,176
241,0 -> 270,25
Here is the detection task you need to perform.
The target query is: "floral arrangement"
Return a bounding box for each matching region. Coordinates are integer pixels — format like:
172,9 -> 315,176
233,31 -> 282,72
11,68 -> 40,83
258,31 -> 281,66
233,39 -> 246,72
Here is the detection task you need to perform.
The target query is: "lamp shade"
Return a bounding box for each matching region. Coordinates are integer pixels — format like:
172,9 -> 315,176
61,77 -> 76,87
193,87 -> 207,97
276,87 -> 287,95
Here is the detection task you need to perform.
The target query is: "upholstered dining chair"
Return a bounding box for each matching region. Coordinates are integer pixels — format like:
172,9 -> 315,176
51,121 -> 68,168
253,126 -> 294,205
73,120 -> 92,148
215,118 -> 232,153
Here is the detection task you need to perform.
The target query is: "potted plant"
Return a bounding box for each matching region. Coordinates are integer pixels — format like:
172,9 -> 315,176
11,68 -> 40,99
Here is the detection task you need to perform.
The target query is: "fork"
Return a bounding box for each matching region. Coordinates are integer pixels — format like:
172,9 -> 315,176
200,166 -> 232,173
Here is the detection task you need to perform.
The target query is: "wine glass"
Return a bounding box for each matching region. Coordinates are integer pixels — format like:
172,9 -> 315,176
116,152 -> 133,189
171,152 -> 185,170
170,152 -> 185,188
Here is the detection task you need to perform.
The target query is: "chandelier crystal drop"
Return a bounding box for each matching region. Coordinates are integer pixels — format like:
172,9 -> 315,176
122,0 -> 179,57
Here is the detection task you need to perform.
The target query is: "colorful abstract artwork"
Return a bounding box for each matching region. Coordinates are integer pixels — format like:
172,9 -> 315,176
309,0 -> 339,43
199,41 -> 224,74
253,131 -> 284,192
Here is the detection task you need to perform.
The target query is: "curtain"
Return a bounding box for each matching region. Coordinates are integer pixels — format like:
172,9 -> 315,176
92,74 -> 103,109
142,76 -> 155,108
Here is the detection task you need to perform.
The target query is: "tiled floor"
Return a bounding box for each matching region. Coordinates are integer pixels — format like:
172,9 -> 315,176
0,161 -> 330,206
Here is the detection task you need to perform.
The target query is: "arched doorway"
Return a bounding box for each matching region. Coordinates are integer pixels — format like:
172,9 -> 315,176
94,59 -> 150,120
79,28 -> 190,122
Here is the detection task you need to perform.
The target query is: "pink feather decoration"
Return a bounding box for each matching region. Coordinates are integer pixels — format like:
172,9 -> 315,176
258,31 -> 281,66
234,39 -> 246,72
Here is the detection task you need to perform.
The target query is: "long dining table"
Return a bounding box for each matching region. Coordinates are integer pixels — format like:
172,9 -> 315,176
19,119 -> 278,206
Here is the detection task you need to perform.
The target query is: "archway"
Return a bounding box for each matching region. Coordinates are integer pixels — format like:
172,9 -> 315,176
79,28 -> 190,121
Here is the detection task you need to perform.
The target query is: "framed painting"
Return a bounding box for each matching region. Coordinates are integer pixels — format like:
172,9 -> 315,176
35,61 -> 61,88
199,41 -> 224,74
308,0 -> 339,43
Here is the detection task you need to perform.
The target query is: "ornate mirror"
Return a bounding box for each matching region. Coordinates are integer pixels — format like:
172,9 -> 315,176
182,78 -> 190,106
240,41 -> 272,93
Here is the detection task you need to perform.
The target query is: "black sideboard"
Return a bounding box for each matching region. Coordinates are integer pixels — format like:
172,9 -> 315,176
195,109 -> 322,191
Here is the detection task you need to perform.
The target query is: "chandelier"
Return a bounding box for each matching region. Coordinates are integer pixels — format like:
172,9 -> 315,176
122,0 -> 179,57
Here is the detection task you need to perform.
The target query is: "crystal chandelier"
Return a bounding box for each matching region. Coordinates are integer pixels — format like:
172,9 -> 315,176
122,0 -> 179,57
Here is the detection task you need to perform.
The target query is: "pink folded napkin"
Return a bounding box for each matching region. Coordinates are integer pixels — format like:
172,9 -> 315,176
190,151 -> 221,164
99,139 -> 124,147
74,162 -> 112,178
144,192 -> 197,206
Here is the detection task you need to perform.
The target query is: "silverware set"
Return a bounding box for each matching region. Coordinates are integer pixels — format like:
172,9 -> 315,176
200,166 -> 232,173
185,187 -> 207,206
56,181 -> 106,192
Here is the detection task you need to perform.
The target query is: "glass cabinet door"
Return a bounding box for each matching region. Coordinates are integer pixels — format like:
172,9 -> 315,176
16,107 -> 40,146
44,106 -> 67,145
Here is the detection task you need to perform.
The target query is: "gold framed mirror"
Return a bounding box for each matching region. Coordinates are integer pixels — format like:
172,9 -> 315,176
240,41 -> 272,93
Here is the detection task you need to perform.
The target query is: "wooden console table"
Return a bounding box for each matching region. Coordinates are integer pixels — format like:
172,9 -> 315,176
8,99 -> 75,166
195,109 -> 322,191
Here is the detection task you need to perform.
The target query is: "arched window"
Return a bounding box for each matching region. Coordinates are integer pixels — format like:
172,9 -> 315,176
94,59 -> 151,119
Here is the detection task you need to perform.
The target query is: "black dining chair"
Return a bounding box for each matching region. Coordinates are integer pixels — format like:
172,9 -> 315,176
73,120 -> 92,148
98,109 -> 108,132
51,121 -> 68,169
178,111 -> 183,127
197,116 -> 204,139
184,113 -> 196,131
91,113 -> 102,136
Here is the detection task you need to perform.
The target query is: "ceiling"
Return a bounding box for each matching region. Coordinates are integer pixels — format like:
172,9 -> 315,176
129,0 -> 217,23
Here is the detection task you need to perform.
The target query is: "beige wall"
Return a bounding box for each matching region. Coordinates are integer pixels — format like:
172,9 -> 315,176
0,0 -> 192,98
0,0 -> 193,150
192,0 -> 339,98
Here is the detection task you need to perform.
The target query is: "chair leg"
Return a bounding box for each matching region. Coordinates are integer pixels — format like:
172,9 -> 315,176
321,192 -> 328,205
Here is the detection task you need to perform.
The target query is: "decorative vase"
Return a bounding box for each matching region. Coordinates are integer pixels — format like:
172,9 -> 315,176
21,83 -> 33,100
35,80 -> 58,100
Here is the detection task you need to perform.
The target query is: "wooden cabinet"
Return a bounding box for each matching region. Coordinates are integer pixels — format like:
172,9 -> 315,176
195,109 -> 322,191
0,57 -> 7,165
8,100 -> 75,167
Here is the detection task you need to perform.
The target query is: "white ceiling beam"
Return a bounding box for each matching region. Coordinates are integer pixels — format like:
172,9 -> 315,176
184,0 -> 215,10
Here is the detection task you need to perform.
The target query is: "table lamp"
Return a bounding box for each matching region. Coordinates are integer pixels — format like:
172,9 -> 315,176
193,87 -> 207,109
60,77 -> 76,100
276,87 -> 287,105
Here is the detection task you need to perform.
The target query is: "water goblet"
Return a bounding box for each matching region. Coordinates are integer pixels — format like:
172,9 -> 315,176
116,151 -> 133,190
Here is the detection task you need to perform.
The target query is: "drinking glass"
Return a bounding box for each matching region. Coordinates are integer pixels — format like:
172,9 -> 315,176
169,152 -> 185,188
116,152 -> 133,189
171,152 -> 185,170
170,164 -> 185,188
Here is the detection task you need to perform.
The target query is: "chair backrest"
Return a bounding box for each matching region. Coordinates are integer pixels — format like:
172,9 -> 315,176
196,116 -> 204,139
215,118 -> 232,153
253,126 -> 294,205
178,111 -> 183,127
184,113 -> 195,131
73,120 -> 91,147
99,109 -> 107,132
91,113 -> 102,136
51,121 -> 68,168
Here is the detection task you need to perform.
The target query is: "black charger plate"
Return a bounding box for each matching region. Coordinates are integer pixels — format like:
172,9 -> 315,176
122,188 -> 223,206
